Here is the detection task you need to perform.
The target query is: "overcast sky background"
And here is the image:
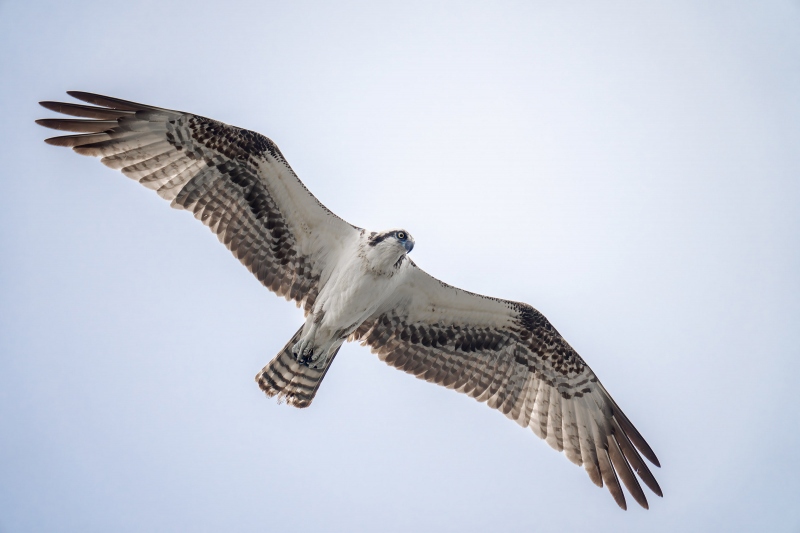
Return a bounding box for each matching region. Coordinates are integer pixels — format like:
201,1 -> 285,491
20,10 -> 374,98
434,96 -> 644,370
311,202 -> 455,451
1,1 -> 799,531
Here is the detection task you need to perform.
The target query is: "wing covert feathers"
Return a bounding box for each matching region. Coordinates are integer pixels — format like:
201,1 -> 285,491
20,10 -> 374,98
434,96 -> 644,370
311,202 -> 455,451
353,265 -> 662,509
37,91 -> 358,313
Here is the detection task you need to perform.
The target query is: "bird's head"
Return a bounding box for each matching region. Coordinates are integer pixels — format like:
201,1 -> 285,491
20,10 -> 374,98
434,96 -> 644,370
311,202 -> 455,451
366,229 -> 415,270
368,229 -> 414,252
392,229 -> 415,254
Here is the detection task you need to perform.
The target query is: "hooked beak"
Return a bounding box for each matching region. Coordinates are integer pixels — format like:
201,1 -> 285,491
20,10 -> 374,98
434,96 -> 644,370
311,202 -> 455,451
404,239 -> 414,253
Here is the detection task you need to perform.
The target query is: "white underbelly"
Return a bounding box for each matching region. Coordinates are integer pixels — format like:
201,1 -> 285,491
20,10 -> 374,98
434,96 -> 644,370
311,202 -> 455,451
321,273 -> 395,328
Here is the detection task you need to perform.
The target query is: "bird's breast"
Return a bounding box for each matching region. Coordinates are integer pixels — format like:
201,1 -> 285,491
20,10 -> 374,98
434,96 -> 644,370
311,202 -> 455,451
315,257 -> 405,332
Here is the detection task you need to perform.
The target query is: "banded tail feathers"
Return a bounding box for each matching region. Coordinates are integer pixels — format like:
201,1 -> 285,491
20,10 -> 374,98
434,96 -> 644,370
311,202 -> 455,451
256,326 -> 339,408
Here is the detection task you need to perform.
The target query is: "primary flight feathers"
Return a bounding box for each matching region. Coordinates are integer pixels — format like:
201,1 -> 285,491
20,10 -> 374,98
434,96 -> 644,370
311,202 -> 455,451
38,91 -> 662,510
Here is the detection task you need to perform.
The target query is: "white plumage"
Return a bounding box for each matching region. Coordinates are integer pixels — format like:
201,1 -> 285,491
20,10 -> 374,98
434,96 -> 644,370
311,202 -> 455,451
37,91 -> 662,510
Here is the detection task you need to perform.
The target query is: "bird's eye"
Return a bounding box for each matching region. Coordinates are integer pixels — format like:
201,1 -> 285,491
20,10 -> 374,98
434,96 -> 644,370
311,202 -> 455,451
396,231 -> 406,240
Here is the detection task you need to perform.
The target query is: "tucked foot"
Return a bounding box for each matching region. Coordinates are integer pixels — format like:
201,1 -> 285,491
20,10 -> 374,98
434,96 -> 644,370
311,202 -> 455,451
307,351 -> 329,369
292,338 -> 315,365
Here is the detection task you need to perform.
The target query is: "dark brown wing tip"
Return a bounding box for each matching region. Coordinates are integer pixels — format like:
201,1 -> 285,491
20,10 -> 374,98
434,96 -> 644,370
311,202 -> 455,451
637,443 -> 661,469
604,390 -> 662,468
66,90 -> 156,111
39,100 -> 137,120
43,135 -> 88,146
43,136 -> 64,146
66,90 -> 101,102
42,132 -> 111,147
615,495 -> 628,511
39,101 -> 61,111
67,90 -> 125,109
608,436 -> 649,509
35,118 -> 116,133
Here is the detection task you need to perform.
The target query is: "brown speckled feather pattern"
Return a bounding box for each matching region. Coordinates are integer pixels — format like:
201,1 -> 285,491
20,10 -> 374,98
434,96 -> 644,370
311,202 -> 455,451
37,92 -> 357,313
353,262 -> 662,509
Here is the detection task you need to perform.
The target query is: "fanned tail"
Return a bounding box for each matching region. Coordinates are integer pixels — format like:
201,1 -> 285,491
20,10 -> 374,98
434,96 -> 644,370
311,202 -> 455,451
256,326 -> 338,408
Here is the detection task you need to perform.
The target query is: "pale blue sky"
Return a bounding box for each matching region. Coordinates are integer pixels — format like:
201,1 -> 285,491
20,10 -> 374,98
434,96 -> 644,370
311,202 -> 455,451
1,1 -> 799,531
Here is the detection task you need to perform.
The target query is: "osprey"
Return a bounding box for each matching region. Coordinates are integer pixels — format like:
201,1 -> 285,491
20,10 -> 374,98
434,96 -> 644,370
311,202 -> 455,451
37,92 -> 662,510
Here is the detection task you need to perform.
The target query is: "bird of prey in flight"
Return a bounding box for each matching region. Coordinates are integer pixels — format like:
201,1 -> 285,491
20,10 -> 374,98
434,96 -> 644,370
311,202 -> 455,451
37,92 -> 662,510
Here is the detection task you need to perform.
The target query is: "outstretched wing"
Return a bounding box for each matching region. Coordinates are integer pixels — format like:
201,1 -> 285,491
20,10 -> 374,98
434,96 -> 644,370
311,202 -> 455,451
352,262 -> 662,509
37,92 -> 358,312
